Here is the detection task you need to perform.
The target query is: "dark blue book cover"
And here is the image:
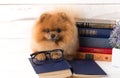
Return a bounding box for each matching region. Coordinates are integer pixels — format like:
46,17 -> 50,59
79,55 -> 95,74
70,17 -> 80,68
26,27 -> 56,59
78,28 -> 112,38
29,58 -> 71,74
69,59 -> 107,76
79,37 -> 112,48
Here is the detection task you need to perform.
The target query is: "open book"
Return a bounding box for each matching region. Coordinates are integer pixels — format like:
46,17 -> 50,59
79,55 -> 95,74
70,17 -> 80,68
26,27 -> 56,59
28,49 -> 107,78
29,58 -> 107,78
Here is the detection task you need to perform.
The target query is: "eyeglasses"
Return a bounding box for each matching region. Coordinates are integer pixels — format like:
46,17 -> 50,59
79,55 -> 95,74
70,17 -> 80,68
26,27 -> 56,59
30,49 -> 64,65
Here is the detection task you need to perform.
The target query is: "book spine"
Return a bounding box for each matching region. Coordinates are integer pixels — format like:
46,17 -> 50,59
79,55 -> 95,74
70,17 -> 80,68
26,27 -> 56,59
79,37 -> 112,48
76,22 -> 114,29
75,18 -> 115,24
78,27 -> 112,38
76,52 -> 112,62
79,47 -> 112,54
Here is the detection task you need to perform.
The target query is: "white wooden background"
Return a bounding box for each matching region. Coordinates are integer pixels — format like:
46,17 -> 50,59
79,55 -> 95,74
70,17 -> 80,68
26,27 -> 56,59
1,4 -> 120,38
0,1 -> 120,78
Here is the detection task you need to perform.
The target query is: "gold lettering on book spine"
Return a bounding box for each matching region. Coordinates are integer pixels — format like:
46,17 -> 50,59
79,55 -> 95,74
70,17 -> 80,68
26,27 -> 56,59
79,29 -> 97,36
77,22 -> 114,29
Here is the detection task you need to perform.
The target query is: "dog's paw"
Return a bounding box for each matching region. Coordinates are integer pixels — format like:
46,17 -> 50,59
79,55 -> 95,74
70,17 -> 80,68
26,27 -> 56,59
65,55 -> 74,61
35,53 -> 46,61
51,52 -> 62,59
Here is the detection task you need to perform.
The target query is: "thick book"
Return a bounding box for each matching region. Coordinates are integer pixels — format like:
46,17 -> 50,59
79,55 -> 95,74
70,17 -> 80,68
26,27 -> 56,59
79,47 -> 112,54
76,52 -> 112,62
78,27 -> 112,38
76,18 -> 115,24
76,18 -> 115,29
76,22 -> 114,29
29,58 -> 72,78
79,37 -> 112,48
69,59 -> 107,77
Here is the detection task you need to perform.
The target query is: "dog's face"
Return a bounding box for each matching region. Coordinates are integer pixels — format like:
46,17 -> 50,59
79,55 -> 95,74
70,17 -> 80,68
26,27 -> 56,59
43,26 -> 63,42
33,12 -> 73,43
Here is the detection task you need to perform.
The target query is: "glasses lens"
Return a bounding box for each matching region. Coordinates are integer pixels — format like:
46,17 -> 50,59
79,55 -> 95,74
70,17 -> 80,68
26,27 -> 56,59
35,53 -> 46,61
32,58 -> 45,65
31,53 -> 46,65
50,50 -> 63,60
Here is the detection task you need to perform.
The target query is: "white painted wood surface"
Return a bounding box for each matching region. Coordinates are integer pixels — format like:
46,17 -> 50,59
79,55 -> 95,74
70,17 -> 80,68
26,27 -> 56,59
0,4 -> 120,38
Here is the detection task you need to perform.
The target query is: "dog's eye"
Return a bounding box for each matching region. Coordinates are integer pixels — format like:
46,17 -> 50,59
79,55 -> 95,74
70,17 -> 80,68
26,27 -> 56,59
56,28 -> 61,33
44,29 -> 50,33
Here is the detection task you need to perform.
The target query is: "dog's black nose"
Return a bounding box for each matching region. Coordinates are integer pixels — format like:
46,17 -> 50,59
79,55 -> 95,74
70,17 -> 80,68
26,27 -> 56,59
51,34 -> 55,38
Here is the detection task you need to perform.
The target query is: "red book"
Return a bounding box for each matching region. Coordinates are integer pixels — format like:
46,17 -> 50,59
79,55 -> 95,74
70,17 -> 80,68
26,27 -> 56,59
79,47 -> 112,54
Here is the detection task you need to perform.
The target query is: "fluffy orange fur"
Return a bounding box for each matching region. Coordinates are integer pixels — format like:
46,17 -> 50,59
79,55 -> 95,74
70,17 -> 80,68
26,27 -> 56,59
31,11 -> 79,60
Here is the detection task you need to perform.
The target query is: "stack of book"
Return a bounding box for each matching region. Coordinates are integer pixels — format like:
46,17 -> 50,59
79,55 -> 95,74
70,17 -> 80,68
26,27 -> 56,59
76,18 -> 115,62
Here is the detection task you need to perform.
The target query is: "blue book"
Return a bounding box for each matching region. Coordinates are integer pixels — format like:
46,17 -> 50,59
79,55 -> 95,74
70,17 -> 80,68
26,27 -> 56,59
29,58 -> 72,78
78,28 -> 112,38
69,59 -> 107,77
79,37 -> 112,48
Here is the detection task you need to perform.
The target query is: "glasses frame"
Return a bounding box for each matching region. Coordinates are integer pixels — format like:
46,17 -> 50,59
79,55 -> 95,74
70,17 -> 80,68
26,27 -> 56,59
30,49 -> 64,65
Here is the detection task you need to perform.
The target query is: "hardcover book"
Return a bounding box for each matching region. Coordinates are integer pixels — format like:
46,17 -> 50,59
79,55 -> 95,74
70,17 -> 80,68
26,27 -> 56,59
76,18 -> 115,24
78,27 -> 112,38
76,22 -> 114,29
29,48 -> 107,78
29,58 -> 72,78
79,37 -> 112,48
69,59 -> 107,77
76,52 -> 112,62
79,47 -> 112,54
29,58 -> 107,78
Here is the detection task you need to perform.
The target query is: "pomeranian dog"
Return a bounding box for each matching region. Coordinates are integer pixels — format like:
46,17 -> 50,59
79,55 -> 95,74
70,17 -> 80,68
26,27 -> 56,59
31,11 -> 79,60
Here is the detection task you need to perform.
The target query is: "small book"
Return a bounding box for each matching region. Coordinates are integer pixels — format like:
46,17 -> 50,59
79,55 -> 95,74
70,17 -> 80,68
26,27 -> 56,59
29,58 -> 72,78
69,59 -> 107,78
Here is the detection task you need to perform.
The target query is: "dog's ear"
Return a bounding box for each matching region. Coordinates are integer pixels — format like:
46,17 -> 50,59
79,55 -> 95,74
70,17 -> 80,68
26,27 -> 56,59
58,12 -> 69,21
39,13 -> 51,23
